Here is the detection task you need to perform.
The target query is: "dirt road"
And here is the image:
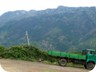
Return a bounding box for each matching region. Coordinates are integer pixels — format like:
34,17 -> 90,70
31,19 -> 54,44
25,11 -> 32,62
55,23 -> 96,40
0,59 -> 89,72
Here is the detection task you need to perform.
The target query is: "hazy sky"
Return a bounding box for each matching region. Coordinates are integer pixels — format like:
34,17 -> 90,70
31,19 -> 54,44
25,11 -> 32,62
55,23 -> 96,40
0,0 -> 96,15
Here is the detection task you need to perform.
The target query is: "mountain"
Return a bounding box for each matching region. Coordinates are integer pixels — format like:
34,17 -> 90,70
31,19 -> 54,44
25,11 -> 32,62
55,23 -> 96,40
0,6 -> 96,51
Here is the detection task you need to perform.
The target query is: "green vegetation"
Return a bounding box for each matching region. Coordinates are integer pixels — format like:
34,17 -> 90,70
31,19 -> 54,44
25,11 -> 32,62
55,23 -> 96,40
0,45 -> 54,62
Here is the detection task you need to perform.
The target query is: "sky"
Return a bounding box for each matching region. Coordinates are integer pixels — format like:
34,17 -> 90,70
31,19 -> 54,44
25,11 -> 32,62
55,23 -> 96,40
0,0 -> 96,15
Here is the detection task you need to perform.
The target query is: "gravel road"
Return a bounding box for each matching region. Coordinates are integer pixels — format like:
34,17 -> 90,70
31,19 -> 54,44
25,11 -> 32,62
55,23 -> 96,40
0,59 -> 89,72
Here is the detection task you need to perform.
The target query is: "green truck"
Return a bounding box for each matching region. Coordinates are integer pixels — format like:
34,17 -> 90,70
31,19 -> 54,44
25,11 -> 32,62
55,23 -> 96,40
48,49 -> 96,70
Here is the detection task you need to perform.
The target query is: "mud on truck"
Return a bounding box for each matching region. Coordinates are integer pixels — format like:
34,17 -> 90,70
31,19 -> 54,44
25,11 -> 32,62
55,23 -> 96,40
48,49 -> 96,70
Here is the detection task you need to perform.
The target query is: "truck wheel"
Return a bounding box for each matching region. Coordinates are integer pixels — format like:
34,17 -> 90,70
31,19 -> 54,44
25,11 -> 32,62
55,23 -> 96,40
86,62 -> 95,70
58,59 -> 67,66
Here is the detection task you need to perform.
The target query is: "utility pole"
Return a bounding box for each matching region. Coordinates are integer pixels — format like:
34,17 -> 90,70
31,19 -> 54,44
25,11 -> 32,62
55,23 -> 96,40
25,31 -> 30,47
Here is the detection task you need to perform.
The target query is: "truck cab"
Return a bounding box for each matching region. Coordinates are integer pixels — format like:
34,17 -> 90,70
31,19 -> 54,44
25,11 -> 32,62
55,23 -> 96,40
82,49 -> 96,70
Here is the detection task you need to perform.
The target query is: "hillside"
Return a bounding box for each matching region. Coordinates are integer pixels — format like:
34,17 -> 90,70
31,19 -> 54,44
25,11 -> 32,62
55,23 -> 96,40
0,6 -> 96,51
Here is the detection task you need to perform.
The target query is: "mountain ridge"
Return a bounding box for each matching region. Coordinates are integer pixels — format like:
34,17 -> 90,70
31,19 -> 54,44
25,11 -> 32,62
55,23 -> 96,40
0,6 -> 96,51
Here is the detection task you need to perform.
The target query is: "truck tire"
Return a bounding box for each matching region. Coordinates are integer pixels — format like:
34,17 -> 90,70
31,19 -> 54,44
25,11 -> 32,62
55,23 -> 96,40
86,62 -> 95,70
58,59 -> 67,66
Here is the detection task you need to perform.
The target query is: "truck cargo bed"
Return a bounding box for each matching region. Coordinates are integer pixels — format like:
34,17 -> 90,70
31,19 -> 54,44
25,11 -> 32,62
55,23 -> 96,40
48,50 -> 86,60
